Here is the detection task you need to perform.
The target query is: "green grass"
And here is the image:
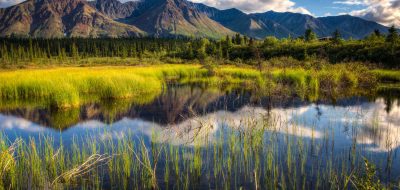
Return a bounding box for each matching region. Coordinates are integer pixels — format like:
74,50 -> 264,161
0,64 -> 267,109
0,65 -> 396,188
0,63 -> 392,109
371,70 -> 400,83
0,114 -> 394,189
0,64 -> 260,109
0,65 -> 207,108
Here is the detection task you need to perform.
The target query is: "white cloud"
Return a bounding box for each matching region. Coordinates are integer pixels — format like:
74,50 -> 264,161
333,0 -> 366,5
190,0 -> 313,15
349,0 -> 400,27
0,0 -> 24,8
331,6 -> 351,10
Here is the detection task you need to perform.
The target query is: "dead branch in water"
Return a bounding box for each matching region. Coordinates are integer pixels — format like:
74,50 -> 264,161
52,154 -> 113,185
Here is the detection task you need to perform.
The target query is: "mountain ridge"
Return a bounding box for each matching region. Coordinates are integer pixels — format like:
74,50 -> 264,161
253,11 -> 389,39
0,0 -> 145,38
119,0 -> 235,38
88,0 -> 139,19
0,0 -> 394,39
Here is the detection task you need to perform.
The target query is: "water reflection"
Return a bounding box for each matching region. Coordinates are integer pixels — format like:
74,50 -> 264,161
356,99 -> 400,152
0,86 -> 399,183
0,95 -> 399,152
1,86 -> 397,129
0,86 -> 400,177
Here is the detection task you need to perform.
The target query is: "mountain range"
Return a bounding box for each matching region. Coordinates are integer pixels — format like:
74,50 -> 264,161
0,0 -> 391,39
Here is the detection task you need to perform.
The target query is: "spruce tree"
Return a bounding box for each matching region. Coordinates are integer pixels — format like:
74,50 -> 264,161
374,29 -> 381,37
305,28 -> 317,42
332,29 -> 342,44
235,33 -> 243,45
386,25 -> 399,43
217,41 -> 223,60
29,38 -> 34,60
196,38 -> 209,61
71,43 -> 79,60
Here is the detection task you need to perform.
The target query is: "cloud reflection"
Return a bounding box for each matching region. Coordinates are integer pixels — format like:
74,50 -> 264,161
0,99 -> 399,152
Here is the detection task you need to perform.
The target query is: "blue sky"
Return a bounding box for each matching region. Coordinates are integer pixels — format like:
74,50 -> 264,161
292,0 -> 364,16
1,0 -> 399,26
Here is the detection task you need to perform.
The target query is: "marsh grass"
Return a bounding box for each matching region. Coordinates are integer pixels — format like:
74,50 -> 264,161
0,63 -> 381,110
372,70 -> 400,83
0,54 -> 397,189
0,65 -> 205,108
0,120 -> 394,189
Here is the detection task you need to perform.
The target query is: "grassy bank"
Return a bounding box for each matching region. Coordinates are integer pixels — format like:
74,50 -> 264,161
0,63 -> 386,108
0,65 -> 209,108
372,70 -> 400,83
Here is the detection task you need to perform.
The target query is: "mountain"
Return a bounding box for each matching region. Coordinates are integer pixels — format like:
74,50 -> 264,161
119,0 -> 235,38
191,5 -> 391,39
88,0 -> 139,19
319,15 -> 389,39
252,11 -> 389,39
251,11 -> 330,38
192,4 -> 291,39
0,0 -> 145,38
0,0 -> 393,39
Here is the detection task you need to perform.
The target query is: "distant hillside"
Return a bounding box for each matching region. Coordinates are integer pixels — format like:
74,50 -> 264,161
192,4 -> 291,39
0,0 -> 144,38
0,0 -> 393,39
252,11 -> 389,39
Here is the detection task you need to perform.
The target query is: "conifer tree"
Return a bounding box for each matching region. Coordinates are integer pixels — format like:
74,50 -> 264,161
217,41 -> 223,60
196,38 -> 209,61
386,25 -> 399,44
374,29 -> 381,37
29,38 -> 34,60
305,28 -> 317,42
235,33 -> 243,45
71,43 -> 79,60
332,29 -> 342,44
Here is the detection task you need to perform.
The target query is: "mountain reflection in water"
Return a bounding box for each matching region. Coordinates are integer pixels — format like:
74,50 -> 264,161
0,86 -> 398,153
1,86 -> 398,129
1,85 -> 399,183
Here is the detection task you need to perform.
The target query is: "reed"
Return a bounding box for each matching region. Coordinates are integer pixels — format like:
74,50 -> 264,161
0,63 -> 383,109
0,114 -> 394,190
372,70 -> 400,83
0,65 -> 206,108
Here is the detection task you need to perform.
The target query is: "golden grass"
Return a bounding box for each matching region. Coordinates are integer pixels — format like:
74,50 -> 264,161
0,64 -> 389,109
0,65 -> 207,108
371,70 -> 400,83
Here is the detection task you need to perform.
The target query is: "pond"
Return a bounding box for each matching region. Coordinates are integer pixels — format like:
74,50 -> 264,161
0,85 -> 399,189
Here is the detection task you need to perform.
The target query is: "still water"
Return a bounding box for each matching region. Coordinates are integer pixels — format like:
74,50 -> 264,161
0,85 -> 399,188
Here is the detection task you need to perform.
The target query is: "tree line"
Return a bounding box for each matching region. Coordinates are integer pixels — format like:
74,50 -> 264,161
0,26 -> 399,68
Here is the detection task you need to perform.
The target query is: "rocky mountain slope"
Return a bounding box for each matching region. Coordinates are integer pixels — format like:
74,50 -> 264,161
0,0 -> 145,38
192,4 -> 291,39
88,0 -> 139,19
120,0 -> 235,38
252,11 -> 389,39
0,0 -> 392,39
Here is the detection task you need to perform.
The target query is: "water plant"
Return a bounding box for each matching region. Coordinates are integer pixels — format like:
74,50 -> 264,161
0,105 -> 396,190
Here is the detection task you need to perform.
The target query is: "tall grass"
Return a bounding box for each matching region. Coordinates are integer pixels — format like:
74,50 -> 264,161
0,111 -> 394,189
0,63 -> 384,109
371,70 -> 400,83
0,65 -> 207,108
